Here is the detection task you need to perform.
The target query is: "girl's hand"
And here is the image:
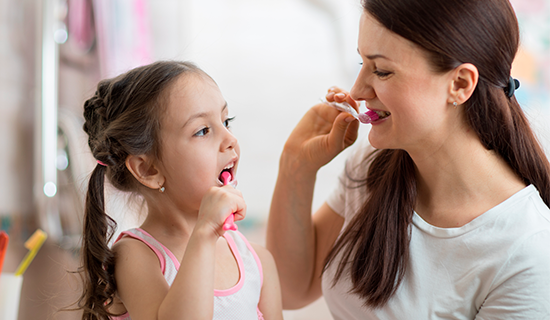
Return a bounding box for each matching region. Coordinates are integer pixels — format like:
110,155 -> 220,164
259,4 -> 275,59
196,185 -> 246,237
282,87 -> 360,174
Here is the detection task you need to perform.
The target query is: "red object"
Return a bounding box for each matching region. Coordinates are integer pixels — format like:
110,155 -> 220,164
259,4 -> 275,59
0,231 -> 9,273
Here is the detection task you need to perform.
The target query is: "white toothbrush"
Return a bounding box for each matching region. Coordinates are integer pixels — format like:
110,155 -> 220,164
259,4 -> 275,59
320,98 -> 380,124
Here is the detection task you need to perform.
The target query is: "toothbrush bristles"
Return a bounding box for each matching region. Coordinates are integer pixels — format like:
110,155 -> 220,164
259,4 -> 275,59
358,110 -> 379,124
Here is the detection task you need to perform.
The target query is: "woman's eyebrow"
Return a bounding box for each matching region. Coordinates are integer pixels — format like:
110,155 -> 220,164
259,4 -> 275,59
357,48 -> 392,61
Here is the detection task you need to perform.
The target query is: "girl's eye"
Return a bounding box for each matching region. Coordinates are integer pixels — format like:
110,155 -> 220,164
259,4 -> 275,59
194,127 -> 210,137
373,70 -> 392,78
224,116 -> 236,128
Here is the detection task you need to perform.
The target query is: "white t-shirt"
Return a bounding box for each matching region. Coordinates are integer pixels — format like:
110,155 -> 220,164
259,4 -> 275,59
323,138 -> 550,320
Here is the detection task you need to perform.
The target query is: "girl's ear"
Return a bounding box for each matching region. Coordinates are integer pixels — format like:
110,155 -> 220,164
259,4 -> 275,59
448,63 -> 479,105
125,155 -> 164,190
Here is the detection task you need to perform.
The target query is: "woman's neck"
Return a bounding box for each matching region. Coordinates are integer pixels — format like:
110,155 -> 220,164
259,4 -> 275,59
409,132 -> 526,228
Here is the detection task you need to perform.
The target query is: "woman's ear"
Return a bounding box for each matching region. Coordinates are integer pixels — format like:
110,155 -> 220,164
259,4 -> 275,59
448,63 -> 479,105
125,155 -> 164,190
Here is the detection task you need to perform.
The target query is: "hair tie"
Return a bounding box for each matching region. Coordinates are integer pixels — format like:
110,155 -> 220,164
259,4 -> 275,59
97,160 -> 107,167
505,76 -> 520,98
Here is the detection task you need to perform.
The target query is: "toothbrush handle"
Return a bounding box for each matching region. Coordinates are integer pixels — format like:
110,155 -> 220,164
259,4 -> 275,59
221,171 -> 238,231
223,214 -> 237,231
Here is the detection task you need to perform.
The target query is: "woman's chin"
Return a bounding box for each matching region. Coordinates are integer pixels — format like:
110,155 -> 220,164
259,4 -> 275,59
368,132 -> 388,150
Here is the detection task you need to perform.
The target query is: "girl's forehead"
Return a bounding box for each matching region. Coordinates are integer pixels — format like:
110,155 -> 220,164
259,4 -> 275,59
162,73 -> 225,122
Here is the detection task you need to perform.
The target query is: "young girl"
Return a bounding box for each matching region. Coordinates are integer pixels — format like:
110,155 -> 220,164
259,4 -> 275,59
77,61 -> 283,320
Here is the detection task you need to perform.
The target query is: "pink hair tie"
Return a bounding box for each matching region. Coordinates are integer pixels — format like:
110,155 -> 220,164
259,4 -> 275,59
97,160 -> 107,166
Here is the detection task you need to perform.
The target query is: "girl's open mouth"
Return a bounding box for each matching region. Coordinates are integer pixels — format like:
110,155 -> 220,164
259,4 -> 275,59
218,163 -> 237,187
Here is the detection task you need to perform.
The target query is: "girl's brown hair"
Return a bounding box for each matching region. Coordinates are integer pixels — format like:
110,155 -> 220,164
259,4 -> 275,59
325,0 -> 550,308
78,61 -> 203,319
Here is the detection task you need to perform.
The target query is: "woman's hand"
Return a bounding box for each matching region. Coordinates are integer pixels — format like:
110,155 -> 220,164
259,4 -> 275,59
196,185 -> 246,238
282,87 -> 360,174
267,87 -> 357,307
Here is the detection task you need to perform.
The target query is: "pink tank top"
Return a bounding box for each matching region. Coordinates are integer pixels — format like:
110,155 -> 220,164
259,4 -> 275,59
111,228 -> 264,320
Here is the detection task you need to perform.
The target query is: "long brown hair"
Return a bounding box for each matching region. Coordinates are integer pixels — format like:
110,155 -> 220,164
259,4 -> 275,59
77,61 -> 203,319
325,0 -> 550,308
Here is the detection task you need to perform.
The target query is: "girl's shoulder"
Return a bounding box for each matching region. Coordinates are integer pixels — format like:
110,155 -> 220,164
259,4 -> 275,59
112,232 -> 163,270
249,242 -> 275,267
111,228 -> 170,278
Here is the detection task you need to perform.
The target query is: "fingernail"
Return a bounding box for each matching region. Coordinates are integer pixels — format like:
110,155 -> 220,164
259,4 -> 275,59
335,93 -> 345,98
345,116 -> 355,123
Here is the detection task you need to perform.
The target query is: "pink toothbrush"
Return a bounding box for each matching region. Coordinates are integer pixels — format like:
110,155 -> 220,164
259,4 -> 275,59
321,99 -> 379,124
220,171 -> 238,231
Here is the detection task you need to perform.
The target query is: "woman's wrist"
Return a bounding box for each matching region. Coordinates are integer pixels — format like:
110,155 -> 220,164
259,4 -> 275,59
279,148 -> 319,183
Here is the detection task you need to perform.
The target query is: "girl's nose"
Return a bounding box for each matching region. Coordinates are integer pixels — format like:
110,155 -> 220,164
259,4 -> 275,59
221,129 -> 238,151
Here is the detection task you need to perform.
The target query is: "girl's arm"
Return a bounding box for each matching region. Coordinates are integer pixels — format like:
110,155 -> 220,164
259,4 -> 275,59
114,184 -> 246,320
252,243 -> 284,320
158,185 -> 246,319
266,95 -> 359,309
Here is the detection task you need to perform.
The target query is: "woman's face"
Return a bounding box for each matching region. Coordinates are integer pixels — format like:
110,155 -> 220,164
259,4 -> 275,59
351,12 -> 460,154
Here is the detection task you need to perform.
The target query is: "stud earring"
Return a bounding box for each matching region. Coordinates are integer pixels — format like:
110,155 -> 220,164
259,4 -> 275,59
453,102 -> 457,108
159,183 -> 165,193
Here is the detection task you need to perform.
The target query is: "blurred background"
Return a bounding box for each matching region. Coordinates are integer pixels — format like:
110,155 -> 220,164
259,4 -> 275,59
0,0 -> 548,319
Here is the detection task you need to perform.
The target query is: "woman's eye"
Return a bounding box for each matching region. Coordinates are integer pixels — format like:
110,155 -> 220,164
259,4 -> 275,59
373,70 -> 392,78
194,127 -> 210,137
224,116 -> 236,128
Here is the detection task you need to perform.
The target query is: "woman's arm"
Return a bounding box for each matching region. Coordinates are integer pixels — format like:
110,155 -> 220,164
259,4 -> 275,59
266,97 -> 359,309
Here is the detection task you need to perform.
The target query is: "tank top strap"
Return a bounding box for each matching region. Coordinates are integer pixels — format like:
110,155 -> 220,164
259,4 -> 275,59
227,231 -> 263,286
115,228 -> 179,285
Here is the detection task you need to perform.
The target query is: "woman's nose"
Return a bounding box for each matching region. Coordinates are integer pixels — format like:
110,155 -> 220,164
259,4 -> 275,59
350,72 -> 376,102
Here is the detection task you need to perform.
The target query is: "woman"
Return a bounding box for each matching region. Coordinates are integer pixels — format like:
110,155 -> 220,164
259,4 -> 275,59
267,0 -> 550,318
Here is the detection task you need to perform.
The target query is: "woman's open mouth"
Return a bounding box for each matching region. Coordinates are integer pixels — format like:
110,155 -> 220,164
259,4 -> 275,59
373,110 -> 391,119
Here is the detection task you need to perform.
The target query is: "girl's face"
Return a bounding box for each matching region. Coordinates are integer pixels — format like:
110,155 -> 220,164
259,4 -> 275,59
159,73 -> 240,212
351,12 -> 460,154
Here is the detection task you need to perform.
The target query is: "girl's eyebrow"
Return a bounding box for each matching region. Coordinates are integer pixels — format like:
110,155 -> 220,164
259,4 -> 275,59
182,102 -> 228,128
357,48 -> 392,61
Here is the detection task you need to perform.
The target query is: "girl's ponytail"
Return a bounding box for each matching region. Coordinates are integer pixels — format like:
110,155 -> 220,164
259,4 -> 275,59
80,164 -> 117,320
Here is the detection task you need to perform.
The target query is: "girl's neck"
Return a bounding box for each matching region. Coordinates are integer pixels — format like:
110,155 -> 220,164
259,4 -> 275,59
409,132 -> 526,228
139,201 -> 197,248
